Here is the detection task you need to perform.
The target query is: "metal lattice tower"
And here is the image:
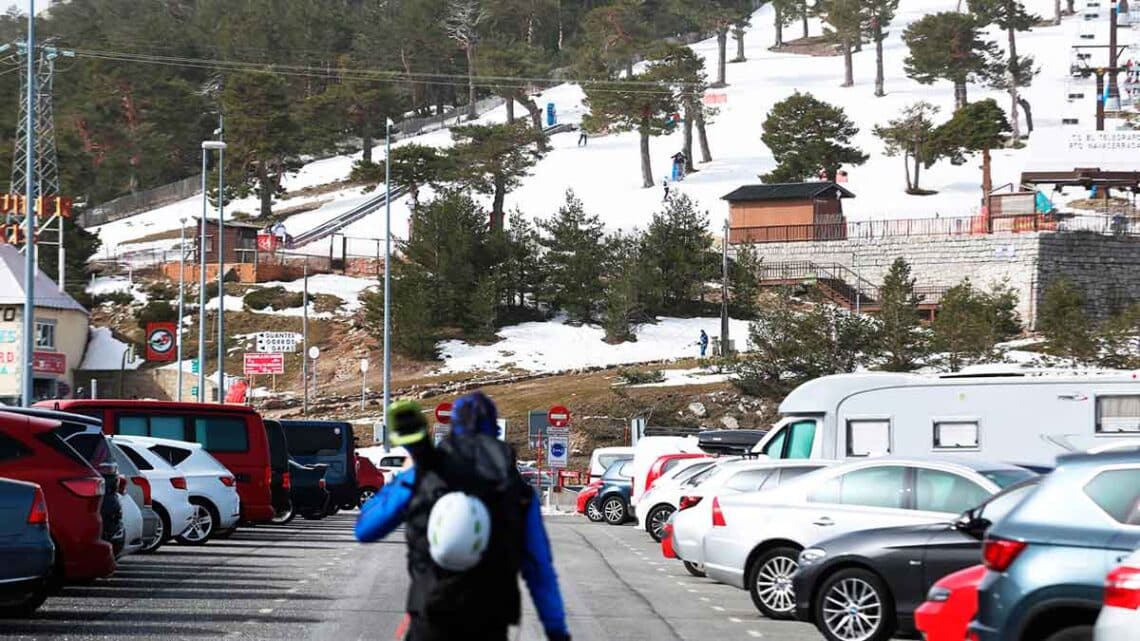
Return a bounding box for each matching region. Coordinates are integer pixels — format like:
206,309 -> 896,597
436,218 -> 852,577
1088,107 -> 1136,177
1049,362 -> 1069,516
10,43 -> 65,201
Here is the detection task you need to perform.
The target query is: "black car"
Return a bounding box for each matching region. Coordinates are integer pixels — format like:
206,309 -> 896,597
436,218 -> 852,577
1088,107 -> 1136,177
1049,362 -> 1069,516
280,420 -> 358,511
792,476 -> 1041,641
596,458 -> 635,526
288,459 -> 330,520
263,420 -> 294,524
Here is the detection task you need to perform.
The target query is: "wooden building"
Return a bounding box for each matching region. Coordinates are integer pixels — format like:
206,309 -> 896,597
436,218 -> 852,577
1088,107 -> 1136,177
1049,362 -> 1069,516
723,182 -> 854,243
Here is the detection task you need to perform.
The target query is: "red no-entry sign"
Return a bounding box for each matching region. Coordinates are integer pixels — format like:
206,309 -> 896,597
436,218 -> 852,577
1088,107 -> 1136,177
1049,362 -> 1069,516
548,405 -> 571,428
434,402 -> 453,425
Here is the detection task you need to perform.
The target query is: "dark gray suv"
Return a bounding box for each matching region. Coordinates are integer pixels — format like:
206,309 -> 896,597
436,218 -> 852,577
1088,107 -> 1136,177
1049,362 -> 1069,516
969,451 -> 1140,641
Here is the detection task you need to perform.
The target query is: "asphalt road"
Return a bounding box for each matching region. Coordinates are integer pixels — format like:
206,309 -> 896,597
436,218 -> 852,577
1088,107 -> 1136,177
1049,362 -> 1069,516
0,513 -> 823,641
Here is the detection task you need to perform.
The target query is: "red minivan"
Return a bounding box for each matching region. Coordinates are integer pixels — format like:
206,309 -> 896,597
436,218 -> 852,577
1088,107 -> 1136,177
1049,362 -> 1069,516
42,401 -> 276,523
0,411 -> 115,582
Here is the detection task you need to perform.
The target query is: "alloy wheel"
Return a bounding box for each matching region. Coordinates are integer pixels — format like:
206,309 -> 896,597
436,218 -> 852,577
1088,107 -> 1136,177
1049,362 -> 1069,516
755,554 -> 798,615
648,506 -> 673,541
603,498 -> 625,524
821,577 -> 883,641
179,504 -> 215,543
586,499 -> 604,522
359,488 -> 376,506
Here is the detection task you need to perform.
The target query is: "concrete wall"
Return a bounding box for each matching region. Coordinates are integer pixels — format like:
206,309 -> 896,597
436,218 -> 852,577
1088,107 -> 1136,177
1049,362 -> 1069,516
1037,233 -> 1140,322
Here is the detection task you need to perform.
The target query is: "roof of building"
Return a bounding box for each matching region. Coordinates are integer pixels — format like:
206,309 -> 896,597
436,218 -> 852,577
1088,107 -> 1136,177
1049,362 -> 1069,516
192,217 -> 267,230
721,182 -> 855,202
0,244 -> 87,314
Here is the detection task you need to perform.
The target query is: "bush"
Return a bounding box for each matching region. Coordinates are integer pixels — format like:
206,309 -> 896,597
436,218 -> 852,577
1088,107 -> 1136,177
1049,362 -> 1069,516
312,294 -> 345,314
145,281 -> 178,300
136,300 -> 177,330
350,160 -> 384,184
93,290 -> 135,307
244,286 -> 304,311
617,368 -> 665,385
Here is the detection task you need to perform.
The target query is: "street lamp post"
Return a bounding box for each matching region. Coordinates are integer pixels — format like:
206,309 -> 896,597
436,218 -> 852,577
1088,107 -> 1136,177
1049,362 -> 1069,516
177,218 -> 187,401
382,118 -> 393,446
198,140 -> 226,403
212,136 -> 227,404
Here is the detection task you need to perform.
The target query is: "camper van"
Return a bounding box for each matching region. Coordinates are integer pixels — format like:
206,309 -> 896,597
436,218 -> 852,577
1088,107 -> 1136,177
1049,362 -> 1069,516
749,371 -> 1140,467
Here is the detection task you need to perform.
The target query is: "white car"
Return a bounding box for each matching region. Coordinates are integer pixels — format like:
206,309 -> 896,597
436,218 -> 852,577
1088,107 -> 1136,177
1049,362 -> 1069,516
628,436 -> 703,508
636,457 -> 718,540
111,437 -> 196,552
118,435 -> 242,544
588,446 -> 635,482
118,493 -> 145,557
672,459 -> 836,578
702,458 -> 1033,619
1095,547 -> 1140,641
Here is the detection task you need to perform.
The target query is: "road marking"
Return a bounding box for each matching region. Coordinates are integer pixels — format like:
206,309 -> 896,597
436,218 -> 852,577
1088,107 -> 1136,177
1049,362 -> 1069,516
274,598 -> 286,603
299,580 -> 308,584
687,589 -> 698,593
711,606 -> 725,612
700,597 -> 710,602
656,568 -> 665,572
747,631 -> 763,638
729,617 -> 742,623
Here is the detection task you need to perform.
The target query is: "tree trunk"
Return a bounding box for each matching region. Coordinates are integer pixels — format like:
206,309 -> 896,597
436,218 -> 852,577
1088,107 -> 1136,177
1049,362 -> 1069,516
505,97 -> 515,123
362,129 -> 373,164
695,107 -> 712,162
801,2 -> 809,38
466,44 -> 478,121
491,173 -> 506,231
1006,27 -> 1021,139
1054,0 -> 1062,24
775,7 -> 784,46
954,81 -> 968,110
520,95 -> 543,131
912,141 -> 922,191
903,152 -> 912,191
841,41 -> 854,87
639,128 -> 653,188
874,28 -> 885,96
733,24 -> 746,61
714,29 -> 728,86
982,146 -> 993,206
626,59 -> 634,79
682,98 -> 695,173
1067,0 -> 1074,14
258,162 -> 273,218
1018,96 -> 1033,133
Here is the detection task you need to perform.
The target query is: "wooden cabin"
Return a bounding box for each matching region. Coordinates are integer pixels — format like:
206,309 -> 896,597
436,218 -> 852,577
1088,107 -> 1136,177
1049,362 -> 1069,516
723,182 -> 854,243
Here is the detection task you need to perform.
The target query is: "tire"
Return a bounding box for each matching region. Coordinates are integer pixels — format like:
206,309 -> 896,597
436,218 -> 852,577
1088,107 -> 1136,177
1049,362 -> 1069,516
325,504 -> 340,517
301,511 -> 325,520
0,579 -> 49,618
139,504 -> 170,554
683,561 -> 706,578
175,499 -> 218,545
585,497 -> 604,523
270,505 -> 296,525
1043,627 -> 1094,641
747,546 -> 801,619
358,487 -> 378,508
602,496 -> 627,525
814,568 -> 896,641
645,504 -> 674,542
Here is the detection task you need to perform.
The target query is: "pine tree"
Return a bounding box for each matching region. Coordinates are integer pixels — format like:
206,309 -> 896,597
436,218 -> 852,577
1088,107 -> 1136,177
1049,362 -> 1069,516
876,257 -> 927,371
863,0 -> 899,97
642,194 -> 715,312
305,69 -> 404,164
498,215 -> 543,311
761,92 -> 868,182
582,68 -> 677,189
931,278 -> 998,371
602,233 -> 646,343
873,101 -> 940,194
730,242 -> 763,318
221,72 -> 303,218
968,0 -> 1038,139
931,99 -> 1011,205
1038,278 -> 1096,364
465,275 -> 500,340
644,43 -> 714,171
817,0 -> 863,87
903,13 -> 997,110
446,0 -> 489,120
392,263 -> 438,359
536,191 -> 608,323
387,144 -> 454,208
1097,304 -> 1140,370
771,0 -> 802,46
578,0 -> 650,79
449,122 -> 547,231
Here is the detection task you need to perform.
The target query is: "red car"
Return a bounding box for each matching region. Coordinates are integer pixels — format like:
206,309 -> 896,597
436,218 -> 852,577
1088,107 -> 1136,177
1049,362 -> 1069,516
576,480 -> 603,522
0,411 -> 115,582
661,516 -> 677,559
643,453 -> 709,494
914,564 -> 986,641
354,454 -> 385,506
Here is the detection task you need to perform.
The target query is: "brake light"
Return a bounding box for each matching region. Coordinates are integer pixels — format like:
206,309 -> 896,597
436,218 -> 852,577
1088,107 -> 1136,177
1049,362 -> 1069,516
712,497 -> 726,527
117,475 -> 128,495
131,476 -> 152,506
265,467 -> 272,489
27,486 -> 48,525
61,477 -> 104,498
318,478 -> 326,490
679,495 -> 703,511
1105,565 -> 1140,610
982,537 -> 1027,572
170,477 -> 188,490
219,476 -> 235,487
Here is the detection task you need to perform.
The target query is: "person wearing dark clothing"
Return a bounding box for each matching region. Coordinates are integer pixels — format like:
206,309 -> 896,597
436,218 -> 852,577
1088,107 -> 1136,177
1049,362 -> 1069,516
577,130 -> 587,146
699,329 -> 709,357
663,179 -> 670,200
355,393 -> 570,641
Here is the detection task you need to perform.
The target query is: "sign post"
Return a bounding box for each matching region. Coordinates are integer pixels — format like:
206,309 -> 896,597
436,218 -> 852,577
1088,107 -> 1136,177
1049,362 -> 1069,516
360,358 -> 369,410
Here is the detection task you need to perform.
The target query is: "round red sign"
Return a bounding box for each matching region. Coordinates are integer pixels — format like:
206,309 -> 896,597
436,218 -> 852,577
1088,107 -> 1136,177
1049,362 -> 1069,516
547,405 -> 571,428
434,402 -> 453,425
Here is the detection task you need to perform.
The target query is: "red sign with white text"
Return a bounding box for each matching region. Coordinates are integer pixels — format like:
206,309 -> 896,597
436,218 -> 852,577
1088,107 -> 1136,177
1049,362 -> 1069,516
244,352 -> 285,375
32,351 -> 66,375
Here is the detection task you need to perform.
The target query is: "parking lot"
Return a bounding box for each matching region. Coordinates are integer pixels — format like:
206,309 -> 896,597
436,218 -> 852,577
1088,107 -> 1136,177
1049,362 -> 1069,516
1,512 -> 822,641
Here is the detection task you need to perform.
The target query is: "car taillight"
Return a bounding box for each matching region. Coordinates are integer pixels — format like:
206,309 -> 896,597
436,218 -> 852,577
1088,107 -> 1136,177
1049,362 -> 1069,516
117,475 -> 128,495
711,497 -> 726,527
265,467 -> 272,488
318,478 -> 326,490
282,472 -> 291,489
982,537 -> 1027,572
679,495 -> 703,510
1105,565 -> 1140,610
170,477 -> 188,490
27,486 -> 48,525
965,633 -> 980,641
219,476 -> 235,487
132,476 -> 152,506
61,477 -> 104,498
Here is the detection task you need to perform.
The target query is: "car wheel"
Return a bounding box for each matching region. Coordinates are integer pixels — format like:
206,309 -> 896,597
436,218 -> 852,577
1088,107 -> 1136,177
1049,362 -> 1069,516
683,561 -> 706,578
270,505 -> 296,525
358,487 -> 378,507
175,499 -> 218,545
602,496 -> 627,525
748,546 -> 801,619
815,568 -> 896,641
0,578 -> 49,618
1043,626 -> 1093,641
646,505 -> 674,542
585,498 -> 604,523
139,504 -> 169,554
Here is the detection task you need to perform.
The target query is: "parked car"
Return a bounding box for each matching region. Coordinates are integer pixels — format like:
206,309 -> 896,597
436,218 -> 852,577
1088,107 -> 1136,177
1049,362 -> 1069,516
106,440 -> 160,552
0,478 -> 53,617
110,438 -> 195,553
577,479 -> 604,522
792,476 -> 1041,641
643,453 -> 709,496
520,467 -> 557,491
262,420 -> 293,524
704,458 -> 1031,619
118,490 -> 145,557
289,459 -> 330,520
637,458 -> 717,541
280,420 -> 358,510
597,458 -> 635,525
628,436 -> 703,510
1095,547 -> 1140,641
0,411 -> 115,583
44,400 -> 278,524
914,564 -> 986,641
119,436 -> 242,545
673,459 -> 834,578
372,448 -> 408,484
970,451 -> 1140,641
588,446 -> 634,482
354,453 -> 384,507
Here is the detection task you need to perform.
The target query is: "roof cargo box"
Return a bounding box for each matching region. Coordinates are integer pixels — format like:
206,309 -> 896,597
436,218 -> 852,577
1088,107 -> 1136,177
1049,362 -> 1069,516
697,429 -> 767,455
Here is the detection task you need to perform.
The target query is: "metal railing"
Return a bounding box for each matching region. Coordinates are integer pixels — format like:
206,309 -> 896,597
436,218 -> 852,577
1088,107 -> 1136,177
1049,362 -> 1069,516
758,261 -> 949,308
732,214 -> 1073,243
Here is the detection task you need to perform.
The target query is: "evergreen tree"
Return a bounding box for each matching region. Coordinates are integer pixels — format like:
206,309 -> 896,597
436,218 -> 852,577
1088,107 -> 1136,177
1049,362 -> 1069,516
732,7 -> 755,63
931,99 -> 1011,204
873,101 -> 940,193
863,0 -> 899,97
582,68 -> 677,188
817,0 -> 863,87
465,275 -> 500,340
1097,304 -> 1140,370
221,72 -> 303,218
478,38 -> 550,130
642,194 -> 715,312
903,13 -> 997,110
387,144 -> 454,208
497,215 -> 543,311
931,278 -> 1003,371
450,122 -> 547,231
644,43 -> 714,170
446,0 -> 489,120
392,263 -> 439,359
761,92 -> 868,182
968,0 -> 1038,139
876,257 -> 927,371
578,0 -> 650,79
602,232 -> 647,343
771,0 -> 803,46
536,191 -> 608,323
730,243 -> 763,318
304,70 -> 404,164
1038,278 -> 1096,363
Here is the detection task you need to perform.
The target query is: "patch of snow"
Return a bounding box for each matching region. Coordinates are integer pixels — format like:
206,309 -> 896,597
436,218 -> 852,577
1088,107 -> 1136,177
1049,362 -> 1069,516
629,367 -> 733,388
261,274 -> 378,312
86,276 -> 148,304
81,327 -> 143,370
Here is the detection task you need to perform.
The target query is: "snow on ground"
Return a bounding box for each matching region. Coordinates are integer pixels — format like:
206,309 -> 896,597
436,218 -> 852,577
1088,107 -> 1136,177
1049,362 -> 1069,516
436,316 -> 751,374
80,327 -> 143,370
85,275 -> 149,303
628,367 -> 733,388
261,274 -> 377,312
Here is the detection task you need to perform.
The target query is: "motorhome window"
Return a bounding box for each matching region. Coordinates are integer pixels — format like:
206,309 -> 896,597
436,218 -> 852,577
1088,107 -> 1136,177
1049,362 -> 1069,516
847,420 -> 891,457
933,422 -> 980,450
810,466 -> 907,508
786,421 -> 817,459
914,468 -> 991,514
725,469 -> 773,492
1096,396 -> 1140,433
117,416 -> 149,437
1083,468 -> 1140,524
193,417 -> 249,453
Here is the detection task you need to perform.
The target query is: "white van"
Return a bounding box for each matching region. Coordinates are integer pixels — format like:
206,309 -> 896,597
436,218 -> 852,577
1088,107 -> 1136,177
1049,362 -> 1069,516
588,446 -> 635,482
628,436 -> 704,508
750,370 -> 1140,468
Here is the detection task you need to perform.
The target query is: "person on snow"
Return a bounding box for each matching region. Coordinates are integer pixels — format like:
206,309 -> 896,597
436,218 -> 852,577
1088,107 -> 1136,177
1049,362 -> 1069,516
662,178 -> 670,201
699,329 -> 709,357
577,129 -> 588,146
355,392 -> 570,641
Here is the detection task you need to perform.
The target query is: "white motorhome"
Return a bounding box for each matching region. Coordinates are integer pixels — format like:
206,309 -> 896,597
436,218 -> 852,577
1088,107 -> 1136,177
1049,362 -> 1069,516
750,370 -> 1140,467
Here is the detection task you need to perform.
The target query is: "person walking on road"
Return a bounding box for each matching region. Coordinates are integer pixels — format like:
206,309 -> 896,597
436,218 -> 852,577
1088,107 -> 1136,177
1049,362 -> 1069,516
355,392 -> 570,641
699,329 -> 709,357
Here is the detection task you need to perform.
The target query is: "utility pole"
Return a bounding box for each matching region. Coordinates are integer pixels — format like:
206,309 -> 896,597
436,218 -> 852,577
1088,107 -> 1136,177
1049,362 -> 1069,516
177,219 -> 187,401
20,1 -> 35,407
1108,0 -> 1121,110
720,220 -> 730,356
197,147 -> 208,402
215,116 -> 226,404
302,265 -> 309,417
382,118 -> 393,448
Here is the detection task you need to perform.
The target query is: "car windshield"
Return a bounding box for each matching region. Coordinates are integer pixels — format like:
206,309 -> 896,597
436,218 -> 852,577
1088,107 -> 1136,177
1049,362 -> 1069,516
979,469 -> 1036,488
684,463 -> 721,487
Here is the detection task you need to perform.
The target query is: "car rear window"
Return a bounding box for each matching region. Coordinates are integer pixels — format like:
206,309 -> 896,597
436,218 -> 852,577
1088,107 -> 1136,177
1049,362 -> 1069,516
282,424 -> 344,456
149,444 -> 193,467
193,417 -> 249,453
685,463 -> 721,487
598,453 -> 629,471
64,434 -> 114,467
978,469 -> 1035,489
1084,468 -> 1140,525
379,456 -> 406,467
0,432 -> 32,463
119,444 -> 153,471
35,432 -> 94,471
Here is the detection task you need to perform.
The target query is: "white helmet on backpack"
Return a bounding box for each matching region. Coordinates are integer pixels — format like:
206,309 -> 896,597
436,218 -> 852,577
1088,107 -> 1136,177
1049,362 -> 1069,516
428,491 -> 491,571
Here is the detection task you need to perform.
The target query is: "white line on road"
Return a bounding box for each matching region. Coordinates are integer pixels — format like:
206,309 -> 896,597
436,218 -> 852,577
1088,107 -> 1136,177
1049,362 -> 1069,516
700,597 -> 710,602
747,631 -> 763,638
711,606 -> 725,612
729,617 -> 742,623
259,608 -> 274,614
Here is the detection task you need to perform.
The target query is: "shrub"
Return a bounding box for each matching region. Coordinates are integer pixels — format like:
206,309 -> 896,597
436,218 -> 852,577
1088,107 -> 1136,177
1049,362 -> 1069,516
93,290 -> 135,307
312,294 -> 345,314
244,286 -> 304,311
135,300 -> 177,330
145,281 -> 178,300
617,368 -> 665,385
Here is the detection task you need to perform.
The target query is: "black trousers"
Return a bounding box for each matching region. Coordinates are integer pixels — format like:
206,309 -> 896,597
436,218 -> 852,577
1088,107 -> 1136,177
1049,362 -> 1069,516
405,616 -> 509,641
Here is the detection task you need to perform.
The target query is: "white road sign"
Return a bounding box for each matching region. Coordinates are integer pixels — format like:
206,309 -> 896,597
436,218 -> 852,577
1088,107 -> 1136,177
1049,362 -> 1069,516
255,332 -> 302,353
547,435 -> 569,469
